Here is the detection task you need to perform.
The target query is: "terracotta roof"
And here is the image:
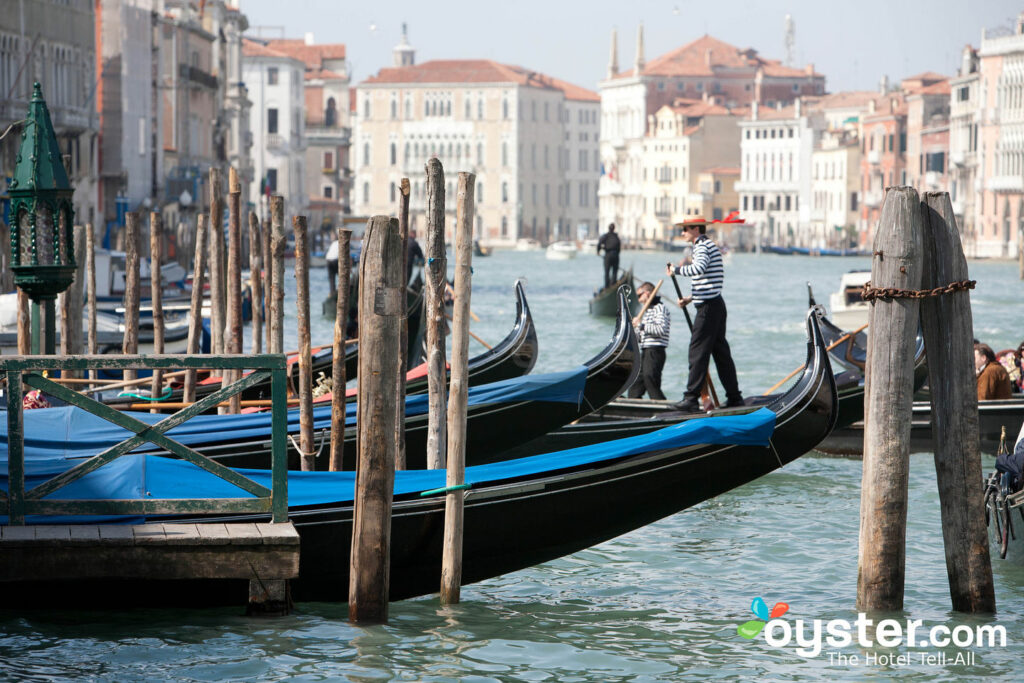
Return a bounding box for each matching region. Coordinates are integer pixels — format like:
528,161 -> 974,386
305,67 -> 346,81
802,90 -> 880,111
666,99 -> 747,117
915,80 -> 951,95
242,39 -> 292,60
701,166 -> 740,175
751,104 -> 798,120
613,34 -> 821,79
265,39 -> 346,67
361,59 -> 595,100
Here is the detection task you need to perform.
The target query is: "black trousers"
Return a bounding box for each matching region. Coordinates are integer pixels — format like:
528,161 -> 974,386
603,251 -> 620,288
684,296 -> 742,404
628,346 -> 667,400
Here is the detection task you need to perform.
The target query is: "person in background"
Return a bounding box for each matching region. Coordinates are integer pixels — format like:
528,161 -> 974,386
407,229 -> 425,283
628,281 -> 670,400
976,342 -> 1012,401
325,238 -> 339,294
997,341 -> 1024,392
665,216 -> 743,412
596,223 -> 621,289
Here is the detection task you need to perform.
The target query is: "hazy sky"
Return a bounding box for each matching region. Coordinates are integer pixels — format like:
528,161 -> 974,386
241,0 -> 1024,93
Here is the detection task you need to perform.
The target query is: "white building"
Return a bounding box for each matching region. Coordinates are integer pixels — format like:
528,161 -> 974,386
242,39 -> 307,218
355,41 -> 599,245
809,130 -> 861,249
949,46 -> 981,244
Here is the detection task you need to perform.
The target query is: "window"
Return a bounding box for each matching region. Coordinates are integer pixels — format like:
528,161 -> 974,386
325,97 -> 337,126
544,102 -> 549,121
324,185 -> 333,199
362,182 -> 369,203
364,98 -> 370,118
503,99 -> 509,119
363,143 -> 370,166
792,83 -> 799,93
477,182 -> 483,203
502,142 -> 508,166
476,142 -> 483,166
323,151 -> 334,169
405,98 -> 411,118
390,99 -> 397,119
390,182 -> 396,202
478,99 -> 484,119
266,168 -> 278,193
465,99 -> 471,119
267,108 -> 278,134
743,195 -> 748,211
267,67 -> 278,85
390,143 -> 397,166
502,182 -> 509,203
714,180 -> 721,193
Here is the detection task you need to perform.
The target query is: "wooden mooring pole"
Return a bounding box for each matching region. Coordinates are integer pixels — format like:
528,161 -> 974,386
183,213 -> 209,404
440,172 -> 475,605
226,168 -> 243,414
209,168 -> 226,357
348,215 -> 402,625
424,158 -> 447,469
123,212 -> 141,383
856,187 -> 923,612
920,192 -> 996,612
248,212 -> 263,354
262,217 -> 272,352
86,223 -> 97,382
149,212 -> 165,412
60,225 -> 86,369
294,215 -> 314,470
329,228 -> 352,472
397,177 -> 411,470
16,289 -> 29,355
270,197 -> 285,355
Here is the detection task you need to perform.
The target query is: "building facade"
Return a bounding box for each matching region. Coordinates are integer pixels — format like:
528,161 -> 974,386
599,30 -> 825,242
949,46 -> 981,248
355,51 -> 599,245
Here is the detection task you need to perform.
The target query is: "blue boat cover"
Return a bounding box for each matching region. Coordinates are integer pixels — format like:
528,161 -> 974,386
0,407 -> 776,524
0,366 -> 588,461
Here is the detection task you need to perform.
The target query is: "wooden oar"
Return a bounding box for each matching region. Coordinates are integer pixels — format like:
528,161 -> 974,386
445,314 -> 492,349
761,322 -> 870,395
669,272 -> 719,408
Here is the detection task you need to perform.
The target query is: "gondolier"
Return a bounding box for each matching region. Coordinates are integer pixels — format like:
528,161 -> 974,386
628,281 -> 669,400
597,223 -> 621,289
666,217 -> 743,412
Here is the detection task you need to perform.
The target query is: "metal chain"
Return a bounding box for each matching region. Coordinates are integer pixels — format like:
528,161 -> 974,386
861,279 -> 976,302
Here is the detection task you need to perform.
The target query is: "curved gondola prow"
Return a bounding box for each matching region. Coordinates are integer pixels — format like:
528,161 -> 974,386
465,280 -> 538,375
766,305 -> 839,440
582,286 -> 641,401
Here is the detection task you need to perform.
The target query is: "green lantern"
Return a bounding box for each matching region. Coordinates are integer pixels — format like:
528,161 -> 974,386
7,82 -> 76,354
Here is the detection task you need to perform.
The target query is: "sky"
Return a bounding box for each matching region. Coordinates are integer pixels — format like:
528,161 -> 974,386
240,0 -> 1024,93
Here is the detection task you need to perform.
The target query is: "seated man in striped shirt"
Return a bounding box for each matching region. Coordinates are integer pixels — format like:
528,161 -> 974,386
628,281 -> 670,400
665,217 -> 743,412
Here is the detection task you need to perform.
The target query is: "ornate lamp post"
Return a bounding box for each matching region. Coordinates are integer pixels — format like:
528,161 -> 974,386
8,83 -> 77,354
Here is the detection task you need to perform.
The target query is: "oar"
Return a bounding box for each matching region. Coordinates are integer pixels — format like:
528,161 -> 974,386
444,314 -> 492,350
761,322 -> 870,395
669,272 -> 719,409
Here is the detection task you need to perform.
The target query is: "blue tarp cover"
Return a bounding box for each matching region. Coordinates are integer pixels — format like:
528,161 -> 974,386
0,366 -> 588,461
0,408 -> 776,524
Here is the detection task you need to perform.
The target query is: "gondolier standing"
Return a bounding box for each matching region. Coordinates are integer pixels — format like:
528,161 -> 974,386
597,223 -> 621,289
628,281 -> 670,400
666,217 -> 743,412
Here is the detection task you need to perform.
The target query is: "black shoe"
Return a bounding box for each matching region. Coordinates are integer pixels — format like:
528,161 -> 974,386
726,397 -> 745,408
673,400 -> 701,413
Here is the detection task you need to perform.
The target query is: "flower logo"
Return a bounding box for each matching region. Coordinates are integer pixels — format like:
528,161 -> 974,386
737,597 -> 790,639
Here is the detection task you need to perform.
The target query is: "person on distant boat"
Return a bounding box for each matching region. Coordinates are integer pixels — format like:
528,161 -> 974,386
628,281 -> 670,400
666,216 -> 743,413
325,238 -> 339,294
976,342 -> 1013,401
597,223 -> 621,289
407,229 -> 425,283
997,341 -> 1024,392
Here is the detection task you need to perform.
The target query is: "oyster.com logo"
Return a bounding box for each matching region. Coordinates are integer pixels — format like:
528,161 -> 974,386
737,597 -> 789,640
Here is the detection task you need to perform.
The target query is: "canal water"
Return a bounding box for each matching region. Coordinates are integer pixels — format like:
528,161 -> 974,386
2,250 -> 1023,680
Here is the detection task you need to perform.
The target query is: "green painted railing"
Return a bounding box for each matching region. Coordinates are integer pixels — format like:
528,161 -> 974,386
1,354 -> 289,525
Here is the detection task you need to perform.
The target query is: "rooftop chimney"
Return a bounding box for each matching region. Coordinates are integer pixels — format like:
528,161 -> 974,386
607,28 -> 619,79
634,24 -> 645,74
304,32 -> 315,46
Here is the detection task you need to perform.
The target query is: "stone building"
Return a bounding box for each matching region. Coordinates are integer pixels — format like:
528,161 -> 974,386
1,0 -> 99,228
949,46 -> 981,248
355,37 -> 599,245
598,29 -> 825,242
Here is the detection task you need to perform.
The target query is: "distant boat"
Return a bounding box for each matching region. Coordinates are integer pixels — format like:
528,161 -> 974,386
515,238 -> 543,251
828,270 -> 871,330
474,241 -> 492,257
545,241 -> 578,260
589,269 -> 637,317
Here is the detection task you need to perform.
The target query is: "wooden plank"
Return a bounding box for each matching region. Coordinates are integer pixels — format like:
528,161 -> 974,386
30,526 -> 71,545
97,525 -> 135,545
424,158 -> 448,469
196,522 -> 232,544
161,523 -> 201,546
1,526 -> 36,543
226,523 -> 263,545
255,523 -> 301,545
133,525 -> 167,545
68,525 -> 101,542
920,192 -> 996,612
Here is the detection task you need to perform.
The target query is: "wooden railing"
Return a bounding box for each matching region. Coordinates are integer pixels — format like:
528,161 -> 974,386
2,354 -> 288,525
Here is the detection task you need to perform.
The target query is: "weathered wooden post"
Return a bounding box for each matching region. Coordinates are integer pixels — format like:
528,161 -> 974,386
86,223 -> 97,382
920,191 -> 996,613
270,197 -> 285,355
856,187 -> 923,612
262,217 -> 272,351
248,212 -> 263,354
16,289 -> 29,355
441,172 -> 475,604
183,213 -> 209,404
226,168 -> 243,413
123,212 -> 141,383
294,215 -> 314,470
149,213 -> 165,411
397,177 -> 411,470
60,225 -> 86,368
424,158 -> 447,469
349,215 -> 402,624
209,167 -> 226,356
329,228 -> 352,472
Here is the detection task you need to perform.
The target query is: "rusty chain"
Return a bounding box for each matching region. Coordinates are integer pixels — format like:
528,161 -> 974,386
861,279 -> 976,302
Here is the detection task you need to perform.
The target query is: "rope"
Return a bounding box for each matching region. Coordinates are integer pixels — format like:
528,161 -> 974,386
118,386 -> 173,402
768,439 -> 784,469
419,483 -> 472,497
288,427 -> 328,460
861,279 -> 975,302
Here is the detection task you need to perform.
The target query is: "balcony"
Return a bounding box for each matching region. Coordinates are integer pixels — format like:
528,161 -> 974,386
988,175 -> 1024,192
654,205 -> 671,218
266,133 -> 283,149
179,64 -> 218,90
656,171 -> 673,184
864,190 -> 883,208
867,149 -> 880,164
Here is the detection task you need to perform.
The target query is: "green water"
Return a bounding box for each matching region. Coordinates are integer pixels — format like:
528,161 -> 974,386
2,251 -> 1023,681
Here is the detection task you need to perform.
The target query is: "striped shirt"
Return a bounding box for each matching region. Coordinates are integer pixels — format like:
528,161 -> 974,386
637,299 -> 670,348
674,235 -> 724,302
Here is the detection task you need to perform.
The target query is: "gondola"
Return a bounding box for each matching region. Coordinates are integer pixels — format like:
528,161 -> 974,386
588,267 -> 637,317
3,305 -> 836,604
35,288 -> 638,472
